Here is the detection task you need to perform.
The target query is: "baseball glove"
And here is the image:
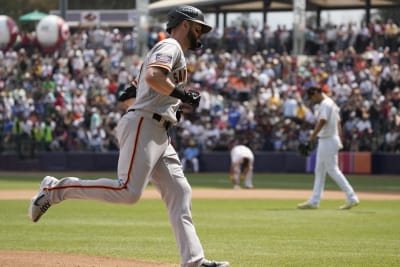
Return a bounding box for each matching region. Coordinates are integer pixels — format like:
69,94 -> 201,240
297,141 -> 315,157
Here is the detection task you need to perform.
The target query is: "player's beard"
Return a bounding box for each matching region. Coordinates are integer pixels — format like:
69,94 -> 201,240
187,28 -> 201,51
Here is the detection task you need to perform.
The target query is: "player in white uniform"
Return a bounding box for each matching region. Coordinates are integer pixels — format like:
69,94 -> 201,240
297,85 -> 360,210
29,5 -> 229,267
230,144 -> 254,189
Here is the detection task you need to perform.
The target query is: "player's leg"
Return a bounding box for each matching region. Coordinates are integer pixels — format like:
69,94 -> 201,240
150,143 -> 204,266
244,162 -> 254,188
308,141 -> 328,206
29,115 -> 167,222
325,137 -> 359,206
47,115 -> 161,204
231,164 -> 241,189
191,158 -> 199,173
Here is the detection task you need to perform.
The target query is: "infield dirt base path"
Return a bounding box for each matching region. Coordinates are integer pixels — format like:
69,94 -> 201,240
0,250 -> 177,267
1,188 -> 399,267
1,188 -> 399,200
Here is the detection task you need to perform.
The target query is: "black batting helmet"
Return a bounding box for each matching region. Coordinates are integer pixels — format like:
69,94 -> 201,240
166,5 -> 212,34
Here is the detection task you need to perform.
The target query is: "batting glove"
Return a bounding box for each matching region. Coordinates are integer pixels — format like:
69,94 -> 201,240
170,84 -> 201,107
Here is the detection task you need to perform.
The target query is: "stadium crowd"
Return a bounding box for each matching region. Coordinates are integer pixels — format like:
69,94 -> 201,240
0,18 -> 399,159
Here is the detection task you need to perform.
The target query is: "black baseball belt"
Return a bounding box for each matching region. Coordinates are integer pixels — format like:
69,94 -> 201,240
127,109 -> 171,130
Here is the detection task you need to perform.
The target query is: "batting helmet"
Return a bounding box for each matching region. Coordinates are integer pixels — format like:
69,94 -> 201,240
166,5 -> 212,34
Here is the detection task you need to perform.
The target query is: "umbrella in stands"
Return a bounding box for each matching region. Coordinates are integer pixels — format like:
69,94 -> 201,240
19,10 -> 48,22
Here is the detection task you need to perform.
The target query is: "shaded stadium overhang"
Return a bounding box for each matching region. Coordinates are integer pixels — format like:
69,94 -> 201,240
149,0 -> 400,26
150,0 -> 400,13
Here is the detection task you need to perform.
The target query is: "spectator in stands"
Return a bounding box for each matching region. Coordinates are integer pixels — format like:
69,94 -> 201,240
384,19 -> 399,52
384,127 -> 400,152
1,18 -> 399,157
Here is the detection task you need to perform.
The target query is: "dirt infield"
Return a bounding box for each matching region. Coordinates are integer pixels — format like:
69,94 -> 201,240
0,251 -> 177,267
1,188 -> 399,266
1,188 -> 399,200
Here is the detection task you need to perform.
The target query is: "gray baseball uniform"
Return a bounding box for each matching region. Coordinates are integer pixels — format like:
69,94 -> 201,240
40,38 -> 205,266
308,97 -> 359,205
29,5 -> 229,267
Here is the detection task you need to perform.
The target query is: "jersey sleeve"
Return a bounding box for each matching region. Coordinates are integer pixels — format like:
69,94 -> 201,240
147,41 -> 179,72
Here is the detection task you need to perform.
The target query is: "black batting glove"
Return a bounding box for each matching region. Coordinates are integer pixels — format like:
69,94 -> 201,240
183,90 -> 201,107
118,83 -> 137,102
170,84 -> 201,107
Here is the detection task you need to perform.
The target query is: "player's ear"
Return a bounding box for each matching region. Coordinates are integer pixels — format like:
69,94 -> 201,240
182,20 -> 191,31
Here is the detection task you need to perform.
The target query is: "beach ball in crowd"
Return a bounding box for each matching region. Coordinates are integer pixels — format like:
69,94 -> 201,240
0,15 -> 18,51
36,15 -> 70,52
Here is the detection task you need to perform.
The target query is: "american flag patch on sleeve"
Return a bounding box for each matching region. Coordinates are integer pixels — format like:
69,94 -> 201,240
155,53 -> 172,64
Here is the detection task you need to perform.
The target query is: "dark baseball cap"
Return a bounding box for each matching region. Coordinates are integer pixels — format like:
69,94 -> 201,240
305,80 -> 323,96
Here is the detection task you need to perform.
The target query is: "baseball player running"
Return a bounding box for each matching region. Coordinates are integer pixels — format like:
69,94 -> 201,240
29,5 -> 229,267
297,85 -> 360,210
230,144 -> 254,189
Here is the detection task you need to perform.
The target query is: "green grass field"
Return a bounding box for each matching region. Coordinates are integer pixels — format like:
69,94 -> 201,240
1,172 -> 400,266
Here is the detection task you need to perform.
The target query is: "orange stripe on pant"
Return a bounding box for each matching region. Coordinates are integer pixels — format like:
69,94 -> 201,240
43,117 -> 146,205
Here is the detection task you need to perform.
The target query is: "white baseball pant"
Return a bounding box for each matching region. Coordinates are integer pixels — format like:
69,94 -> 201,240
308,136 -> 359,205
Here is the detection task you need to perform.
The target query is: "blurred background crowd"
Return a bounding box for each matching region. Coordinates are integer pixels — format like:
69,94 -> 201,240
0,18 -> 399,160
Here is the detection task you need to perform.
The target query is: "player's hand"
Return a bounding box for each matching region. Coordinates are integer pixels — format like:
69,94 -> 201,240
297,141 -> 315,157
182,90 -> 201,107
170,84 -> 201,108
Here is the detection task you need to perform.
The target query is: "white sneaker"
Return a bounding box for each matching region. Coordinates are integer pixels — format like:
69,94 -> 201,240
233,185 -> 241,190
339,200 -> 360,210
29,176 -> 58,222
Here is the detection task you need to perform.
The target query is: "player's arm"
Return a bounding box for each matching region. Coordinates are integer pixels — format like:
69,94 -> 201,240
229,163 -> 235,176
145,66 -> 200,106
229,162 -> 237,182
337,118 -> 343,137
144,66 -> 175,95
310,118 -> 326,141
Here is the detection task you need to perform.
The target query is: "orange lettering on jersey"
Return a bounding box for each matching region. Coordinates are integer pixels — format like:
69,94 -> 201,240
173,69 -> 187,84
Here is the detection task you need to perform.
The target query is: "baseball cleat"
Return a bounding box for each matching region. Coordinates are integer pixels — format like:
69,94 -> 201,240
339,200 -> 360,210
297,201 -> 319,209
201,259 -> 230,267
29,176 -> 58,222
